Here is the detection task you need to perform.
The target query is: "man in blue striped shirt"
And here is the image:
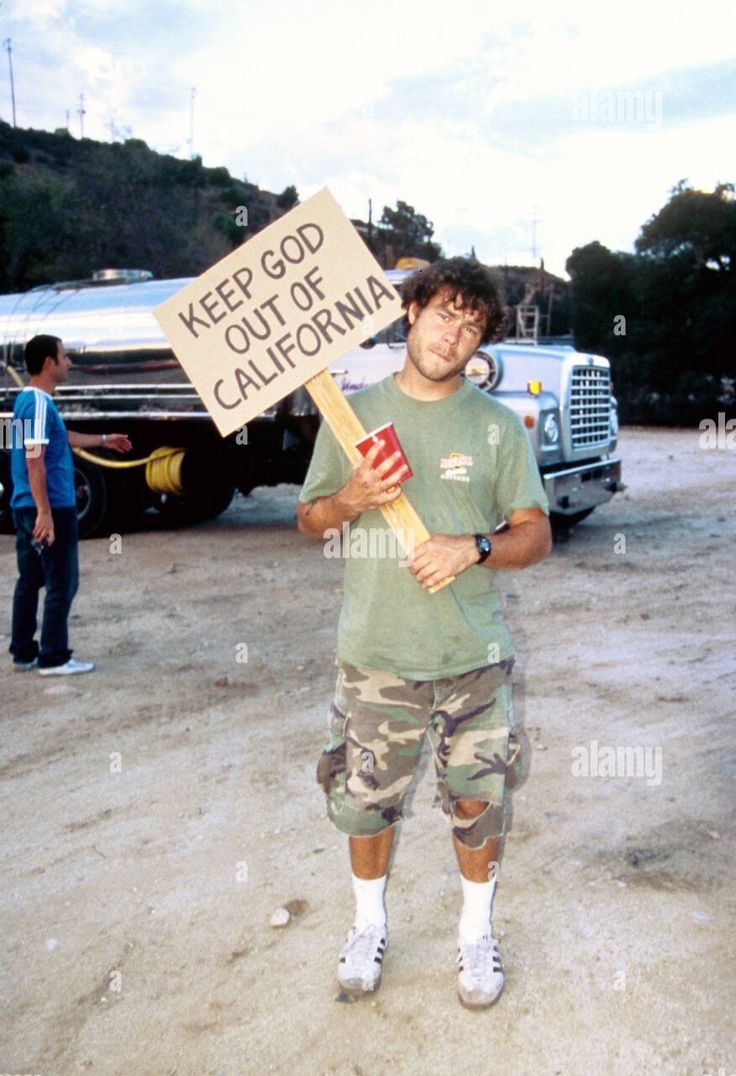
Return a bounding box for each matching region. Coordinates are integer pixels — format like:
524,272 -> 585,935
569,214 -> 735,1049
9,334 -> 131,674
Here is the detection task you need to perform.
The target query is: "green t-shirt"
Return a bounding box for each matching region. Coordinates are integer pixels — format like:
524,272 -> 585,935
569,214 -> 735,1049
298,374 -> 549,679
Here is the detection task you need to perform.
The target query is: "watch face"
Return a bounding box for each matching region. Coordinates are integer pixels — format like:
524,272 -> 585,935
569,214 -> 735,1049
475,535 -> 491,560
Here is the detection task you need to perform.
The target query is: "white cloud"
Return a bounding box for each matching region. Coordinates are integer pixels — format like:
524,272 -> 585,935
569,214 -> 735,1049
8,0 -> 66,28
2,0 -> 734,279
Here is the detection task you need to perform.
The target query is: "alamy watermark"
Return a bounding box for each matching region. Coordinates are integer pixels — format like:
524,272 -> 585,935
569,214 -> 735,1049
572,89 -> 663,129
0,417 -> 42,457
323,524 -> 414,565
571,739 -> 663,787
698,413 -> 736,450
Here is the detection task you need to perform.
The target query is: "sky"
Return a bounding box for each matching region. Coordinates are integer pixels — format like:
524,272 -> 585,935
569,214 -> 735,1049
1,0 -> 734,277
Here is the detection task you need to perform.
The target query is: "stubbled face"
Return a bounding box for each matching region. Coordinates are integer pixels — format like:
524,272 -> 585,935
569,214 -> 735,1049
405,290 -> 485,384
50,341 -> 72,385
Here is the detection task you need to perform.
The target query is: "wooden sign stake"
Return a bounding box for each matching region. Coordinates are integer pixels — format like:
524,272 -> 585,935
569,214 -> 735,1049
304,369 -> 454,593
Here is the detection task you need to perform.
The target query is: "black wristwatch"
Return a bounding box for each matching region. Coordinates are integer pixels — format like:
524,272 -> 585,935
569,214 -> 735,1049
474,534 -> 492,564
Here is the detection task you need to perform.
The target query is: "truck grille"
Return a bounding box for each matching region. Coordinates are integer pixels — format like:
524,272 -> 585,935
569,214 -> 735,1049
570,366 -> 612,449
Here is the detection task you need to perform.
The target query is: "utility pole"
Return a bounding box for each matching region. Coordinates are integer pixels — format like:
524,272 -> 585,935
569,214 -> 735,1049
188,86 -> 196,159
4,39 -> 17,128
531,206 -> 541,263
78,93 -> 86,138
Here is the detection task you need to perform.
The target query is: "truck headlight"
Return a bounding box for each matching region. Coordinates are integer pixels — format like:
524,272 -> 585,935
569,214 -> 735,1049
543,412 -> 560,445
464,350 -> 503,391
465,356 -> 491,385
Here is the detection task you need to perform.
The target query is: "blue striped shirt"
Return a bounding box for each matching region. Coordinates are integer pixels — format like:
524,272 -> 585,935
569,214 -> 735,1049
10,387 -> 76,509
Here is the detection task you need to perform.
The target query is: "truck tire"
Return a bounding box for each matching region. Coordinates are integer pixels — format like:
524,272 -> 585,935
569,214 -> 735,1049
73,454 -> 111,538
75,454 -> 150,538
154,482 -> 235,526
153,447 -> 236,526
550,507 -> 595,530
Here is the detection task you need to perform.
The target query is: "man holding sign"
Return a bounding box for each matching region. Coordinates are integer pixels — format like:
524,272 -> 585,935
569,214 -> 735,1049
297,258 -> 551,1008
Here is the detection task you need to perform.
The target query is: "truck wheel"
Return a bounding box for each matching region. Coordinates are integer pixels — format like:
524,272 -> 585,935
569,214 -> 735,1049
0,452 -> 14,533
154,481 -> 235,526
550,507 -> 595,530
74,455 -> 111,538
153,447 -> 236,526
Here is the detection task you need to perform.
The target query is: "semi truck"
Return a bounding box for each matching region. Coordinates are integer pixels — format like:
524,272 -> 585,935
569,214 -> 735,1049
0,268 -> 623,537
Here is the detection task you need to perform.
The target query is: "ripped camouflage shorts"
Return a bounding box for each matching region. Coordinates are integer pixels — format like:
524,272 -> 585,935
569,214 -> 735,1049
316,659 -> 523,850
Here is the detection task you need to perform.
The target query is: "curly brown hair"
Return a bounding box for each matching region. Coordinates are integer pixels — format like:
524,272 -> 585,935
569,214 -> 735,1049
400,258 -> 506,344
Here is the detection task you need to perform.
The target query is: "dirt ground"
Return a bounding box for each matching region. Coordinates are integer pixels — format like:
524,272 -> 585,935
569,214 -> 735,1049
1,426 -> 735,1076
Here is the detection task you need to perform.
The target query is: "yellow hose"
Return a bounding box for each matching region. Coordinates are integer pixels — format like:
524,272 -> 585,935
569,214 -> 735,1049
144,447 -> 185,494
74,446 -> 186,495
5,363 -> 25,389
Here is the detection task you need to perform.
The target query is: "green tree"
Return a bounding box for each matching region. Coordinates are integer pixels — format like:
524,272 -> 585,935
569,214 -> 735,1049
371,200 -> 443,265
635,183 -> 736,382
276,185 -> 299,211
566,183 -> 736,422
566,241 -> 636,359
636,181 -> 736,270
0,167 -> 78,289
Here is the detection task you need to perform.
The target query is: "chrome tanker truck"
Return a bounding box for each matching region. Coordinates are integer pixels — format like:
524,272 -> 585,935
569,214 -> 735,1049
0,268 -> 622,537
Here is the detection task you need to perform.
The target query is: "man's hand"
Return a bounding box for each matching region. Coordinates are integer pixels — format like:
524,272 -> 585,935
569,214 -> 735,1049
407,509 -> 552,590
340,440 -> 409,516
26,450 -> 55,546
298,441 -> 410,538
33,508 -> 55,547
407,534 -> 477,589
105,433 -> 132,453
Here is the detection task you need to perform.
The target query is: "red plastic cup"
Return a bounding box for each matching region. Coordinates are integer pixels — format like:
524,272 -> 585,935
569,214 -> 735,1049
355,421 -> 413,485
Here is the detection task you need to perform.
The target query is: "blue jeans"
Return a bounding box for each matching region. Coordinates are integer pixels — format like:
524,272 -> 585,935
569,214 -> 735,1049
10,507 -> 79,668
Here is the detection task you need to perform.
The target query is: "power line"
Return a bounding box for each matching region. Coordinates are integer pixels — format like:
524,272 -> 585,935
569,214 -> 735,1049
4,38 -> 17,127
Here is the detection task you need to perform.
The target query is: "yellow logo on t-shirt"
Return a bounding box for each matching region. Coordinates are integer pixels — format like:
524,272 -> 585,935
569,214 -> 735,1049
440,451 -> 473,483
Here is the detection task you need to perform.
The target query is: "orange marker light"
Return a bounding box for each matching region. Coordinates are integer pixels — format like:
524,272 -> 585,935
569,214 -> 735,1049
527,380 -> 542,395
524,415 -> 535,429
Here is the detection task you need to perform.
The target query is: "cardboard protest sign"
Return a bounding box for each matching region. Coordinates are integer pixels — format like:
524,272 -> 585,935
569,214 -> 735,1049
153,188 -> 403,437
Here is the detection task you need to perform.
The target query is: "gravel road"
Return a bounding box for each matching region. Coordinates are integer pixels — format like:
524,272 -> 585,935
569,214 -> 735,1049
1,427 -> 734,1076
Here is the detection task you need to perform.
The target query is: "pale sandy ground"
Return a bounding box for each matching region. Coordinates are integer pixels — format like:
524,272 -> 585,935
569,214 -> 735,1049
1,427 -> 735,1076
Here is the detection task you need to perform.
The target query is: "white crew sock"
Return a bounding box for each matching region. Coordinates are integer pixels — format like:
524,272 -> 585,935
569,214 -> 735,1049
352,873 -> 387,931
458,876 -> 496,945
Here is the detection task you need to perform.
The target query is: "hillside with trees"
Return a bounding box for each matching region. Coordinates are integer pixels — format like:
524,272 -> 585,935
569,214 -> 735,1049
0,124 -> 573,340
0,120 -> 298,291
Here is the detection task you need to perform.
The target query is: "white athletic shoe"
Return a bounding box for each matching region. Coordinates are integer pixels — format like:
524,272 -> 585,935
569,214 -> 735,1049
13,657 -> 39,670
38,658 -> 95,676
457,932 -> 504,1009
337,923 -> 387,996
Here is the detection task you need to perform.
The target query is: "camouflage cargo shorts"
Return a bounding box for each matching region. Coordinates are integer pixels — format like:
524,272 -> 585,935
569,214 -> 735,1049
316,659 -> 523,850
